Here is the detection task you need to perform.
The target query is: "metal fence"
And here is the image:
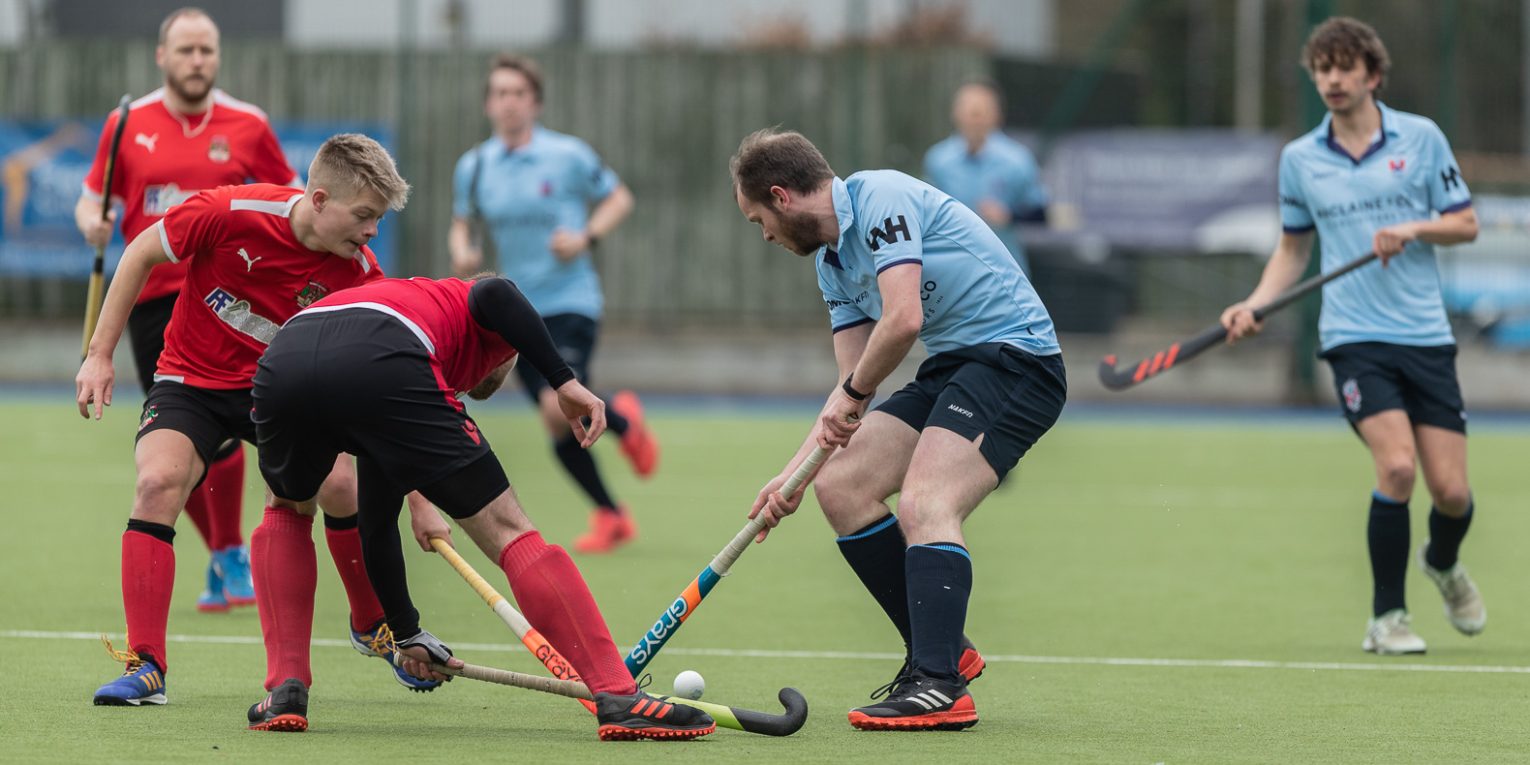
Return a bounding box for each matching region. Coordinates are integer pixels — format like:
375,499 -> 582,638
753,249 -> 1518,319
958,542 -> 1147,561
0,42 -> 988,327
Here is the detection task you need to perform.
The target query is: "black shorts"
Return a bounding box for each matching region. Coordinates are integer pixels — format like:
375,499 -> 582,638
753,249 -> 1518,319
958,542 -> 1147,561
126,294 -> 177,395
514,313 -> 597,399
1321,342 -> 1467,434
875,344 -> 1067,482
253,308 -> 508,519
135,380 -> 256,484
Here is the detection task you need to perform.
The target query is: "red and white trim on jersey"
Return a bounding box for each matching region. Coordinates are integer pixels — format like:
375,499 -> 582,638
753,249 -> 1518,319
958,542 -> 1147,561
298,303 -> 435,353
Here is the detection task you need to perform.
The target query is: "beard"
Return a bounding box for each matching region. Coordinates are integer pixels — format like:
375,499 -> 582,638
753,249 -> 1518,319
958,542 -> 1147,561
777,209 -> 827,256
167,71 -> 213,104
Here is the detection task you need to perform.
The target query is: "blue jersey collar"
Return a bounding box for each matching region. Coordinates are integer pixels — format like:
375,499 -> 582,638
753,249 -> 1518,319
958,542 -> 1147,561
820,177 -> 855,269
485,124 -> 545,160
1317,101 -> 1399,165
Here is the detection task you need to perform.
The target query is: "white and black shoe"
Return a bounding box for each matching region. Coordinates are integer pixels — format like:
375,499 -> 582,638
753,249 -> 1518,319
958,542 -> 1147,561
848,669 -> 977,731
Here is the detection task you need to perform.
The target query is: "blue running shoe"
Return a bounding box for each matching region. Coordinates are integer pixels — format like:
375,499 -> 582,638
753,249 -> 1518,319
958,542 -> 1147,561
93,637 -> 167,706
196,559 -> 228,612
213,545 -> 256,607
349,620 -> 441,693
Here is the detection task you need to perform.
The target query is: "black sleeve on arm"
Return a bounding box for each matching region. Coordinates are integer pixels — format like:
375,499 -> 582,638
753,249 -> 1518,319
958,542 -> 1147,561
467,277 -> 576,389
354,459 -> 419,639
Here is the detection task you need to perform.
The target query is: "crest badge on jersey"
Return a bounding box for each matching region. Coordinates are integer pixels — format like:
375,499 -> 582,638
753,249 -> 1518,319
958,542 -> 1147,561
208,135 -> 231,163
1388,157 -> 1406,172
540,179 -> 553,197
295,281 -> 329,308
1342,378 -> 1363,413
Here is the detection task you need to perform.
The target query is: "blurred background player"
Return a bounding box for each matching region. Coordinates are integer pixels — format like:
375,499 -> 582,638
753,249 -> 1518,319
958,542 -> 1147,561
76,134 -> 439,706
75,7 -> 302,613
448,54 -> 657,554
250,274 -> 715,740
922,81 -> 1049,275
733,129 -> 1065,731
1221,17 -> 1485,655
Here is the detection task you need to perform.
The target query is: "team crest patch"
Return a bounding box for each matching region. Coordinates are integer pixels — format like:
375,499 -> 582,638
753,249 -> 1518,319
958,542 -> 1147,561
295,281 -> 329,308
1388,157 -> 1406,172
208,135 -> 231,163
138,405 -> 159,432
1342,378 -> 1363,413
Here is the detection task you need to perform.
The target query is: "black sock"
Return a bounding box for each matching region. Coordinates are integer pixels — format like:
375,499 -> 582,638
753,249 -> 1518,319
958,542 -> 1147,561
906,543 -> 972,683
1368,491 -> 1410,617
1426,501 -> 1474,571
126,518 -> 175,544
607,408 -> 630,436
836,515 -> 911,647
553,434 -> 618,512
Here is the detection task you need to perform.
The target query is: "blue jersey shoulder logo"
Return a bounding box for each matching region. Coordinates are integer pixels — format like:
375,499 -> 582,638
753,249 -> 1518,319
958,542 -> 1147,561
866,215 -> 911,252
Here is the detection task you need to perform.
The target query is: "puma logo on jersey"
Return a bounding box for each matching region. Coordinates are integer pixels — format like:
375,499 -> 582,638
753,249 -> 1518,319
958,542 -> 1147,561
135,133 -> 159,153
237,248 -> 262,272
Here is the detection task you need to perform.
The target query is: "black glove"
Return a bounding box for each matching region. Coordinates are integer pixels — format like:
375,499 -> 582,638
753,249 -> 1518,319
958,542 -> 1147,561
396,629 -> 454,665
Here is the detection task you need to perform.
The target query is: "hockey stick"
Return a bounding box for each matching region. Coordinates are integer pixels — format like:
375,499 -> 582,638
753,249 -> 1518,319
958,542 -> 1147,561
624,444 -> 830,676
1098,251 -> 1379,391
81,94 -> 132,360
430,537 -> 809,736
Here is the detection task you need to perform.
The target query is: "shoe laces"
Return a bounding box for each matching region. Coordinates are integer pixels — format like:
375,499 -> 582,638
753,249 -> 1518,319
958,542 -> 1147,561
365,623 -> 397,656
100,635 -> 145,674
635,673 -> 653,693
870,666 -> 916,700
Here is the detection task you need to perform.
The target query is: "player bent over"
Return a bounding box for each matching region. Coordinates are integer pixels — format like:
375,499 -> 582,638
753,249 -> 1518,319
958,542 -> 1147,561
76,134 -> 441,709
733,129 -> 1066,730
249,274 -> 714,740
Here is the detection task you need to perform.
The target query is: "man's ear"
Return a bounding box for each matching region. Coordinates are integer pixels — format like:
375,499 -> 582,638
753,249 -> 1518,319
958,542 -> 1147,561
771,185 -> 791,209
310,187 -> 329,213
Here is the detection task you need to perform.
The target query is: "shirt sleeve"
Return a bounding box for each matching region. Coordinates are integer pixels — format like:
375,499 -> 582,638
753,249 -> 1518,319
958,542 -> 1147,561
451,149 -> 476,219
468,277 -> 576,388
574,142 -> 620,203
247,121 -> 301,187
1424,125 -> 1472,214
818,261 -> 872,332
1278,148 -> 1314,233
81,109 -> 124,202
855,179 -> 925,274
156,188 -> 227,264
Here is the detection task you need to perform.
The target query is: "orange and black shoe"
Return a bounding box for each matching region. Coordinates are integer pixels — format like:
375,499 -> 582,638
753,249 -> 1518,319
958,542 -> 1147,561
848,669 -> 978,731
958,635 -> 986,683
573,506 -> 638,554
247,678 -> 309,732
594,690 -> 715,741
611,391 -> 659,479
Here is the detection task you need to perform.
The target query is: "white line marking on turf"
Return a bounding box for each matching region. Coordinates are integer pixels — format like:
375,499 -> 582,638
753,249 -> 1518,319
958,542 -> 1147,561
7,629 -> 1530,676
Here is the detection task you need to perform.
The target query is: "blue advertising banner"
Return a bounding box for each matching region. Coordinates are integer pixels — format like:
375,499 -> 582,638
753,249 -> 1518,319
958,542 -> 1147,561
1043,129 -> 1283,254
0,118 -> 397,277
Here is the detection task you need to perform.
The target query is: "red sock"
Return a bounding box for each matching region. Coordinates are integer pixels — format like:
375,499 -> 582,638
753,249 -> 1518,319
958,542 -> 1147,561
202,447 -> 246,550
324,523 -> 386,632
181,491 -> 214,550
251,506 -> 316,690
122,529 -> 175,671
499,532 -> 636,696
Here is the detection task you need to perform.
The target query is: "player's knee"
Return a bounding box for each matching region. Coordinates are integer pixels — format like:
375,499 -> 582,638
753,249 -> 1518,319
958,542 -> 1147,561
316,474 -> 358,516
1430,484 -> 1472,515
1376,457 -> 1416,493
134,465 -> 193,519
812,459 -> 863,514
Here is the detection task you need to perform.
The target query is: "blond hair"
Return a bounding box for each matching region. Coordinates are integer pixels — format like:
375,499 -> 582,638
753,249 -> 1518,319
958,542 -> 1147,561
307,133 -> 410,211
159,7 -> 214,45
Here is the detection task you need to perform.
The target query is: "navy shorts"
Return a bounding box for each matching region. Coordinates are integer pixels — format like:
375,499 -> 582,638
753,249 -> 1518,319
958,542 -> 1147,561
1321,342 -> 1466,434
135,381 -> 255,486
514,313 -> 596,399
875,344 -> 1067,482
253,309 -> 508,519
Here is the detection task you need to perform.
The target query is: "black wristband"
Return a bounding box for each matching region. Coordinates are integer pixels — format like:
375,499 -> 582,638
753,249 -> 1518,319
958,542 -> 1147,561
585,232 -> 599,249
841,374 -> 871,402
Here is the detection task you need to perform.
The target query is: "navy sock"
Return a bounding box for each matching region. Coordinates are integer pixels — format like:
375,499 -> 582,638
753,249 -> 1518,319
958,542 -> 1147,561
1368,491 -> 1410,617
906,543 -> 972,683
553,434 -> 618,512
1425,502 -> 1474,571
607,408 -> 630,437
836,515 -> 911,647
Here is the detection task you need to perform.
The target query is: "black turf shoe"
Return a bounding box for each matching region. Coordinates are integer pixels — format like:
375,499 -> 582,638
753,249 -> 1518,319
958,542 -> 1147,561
593,690 -> 716,741
247,678 -> 309,732
848,670 -> 978,731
